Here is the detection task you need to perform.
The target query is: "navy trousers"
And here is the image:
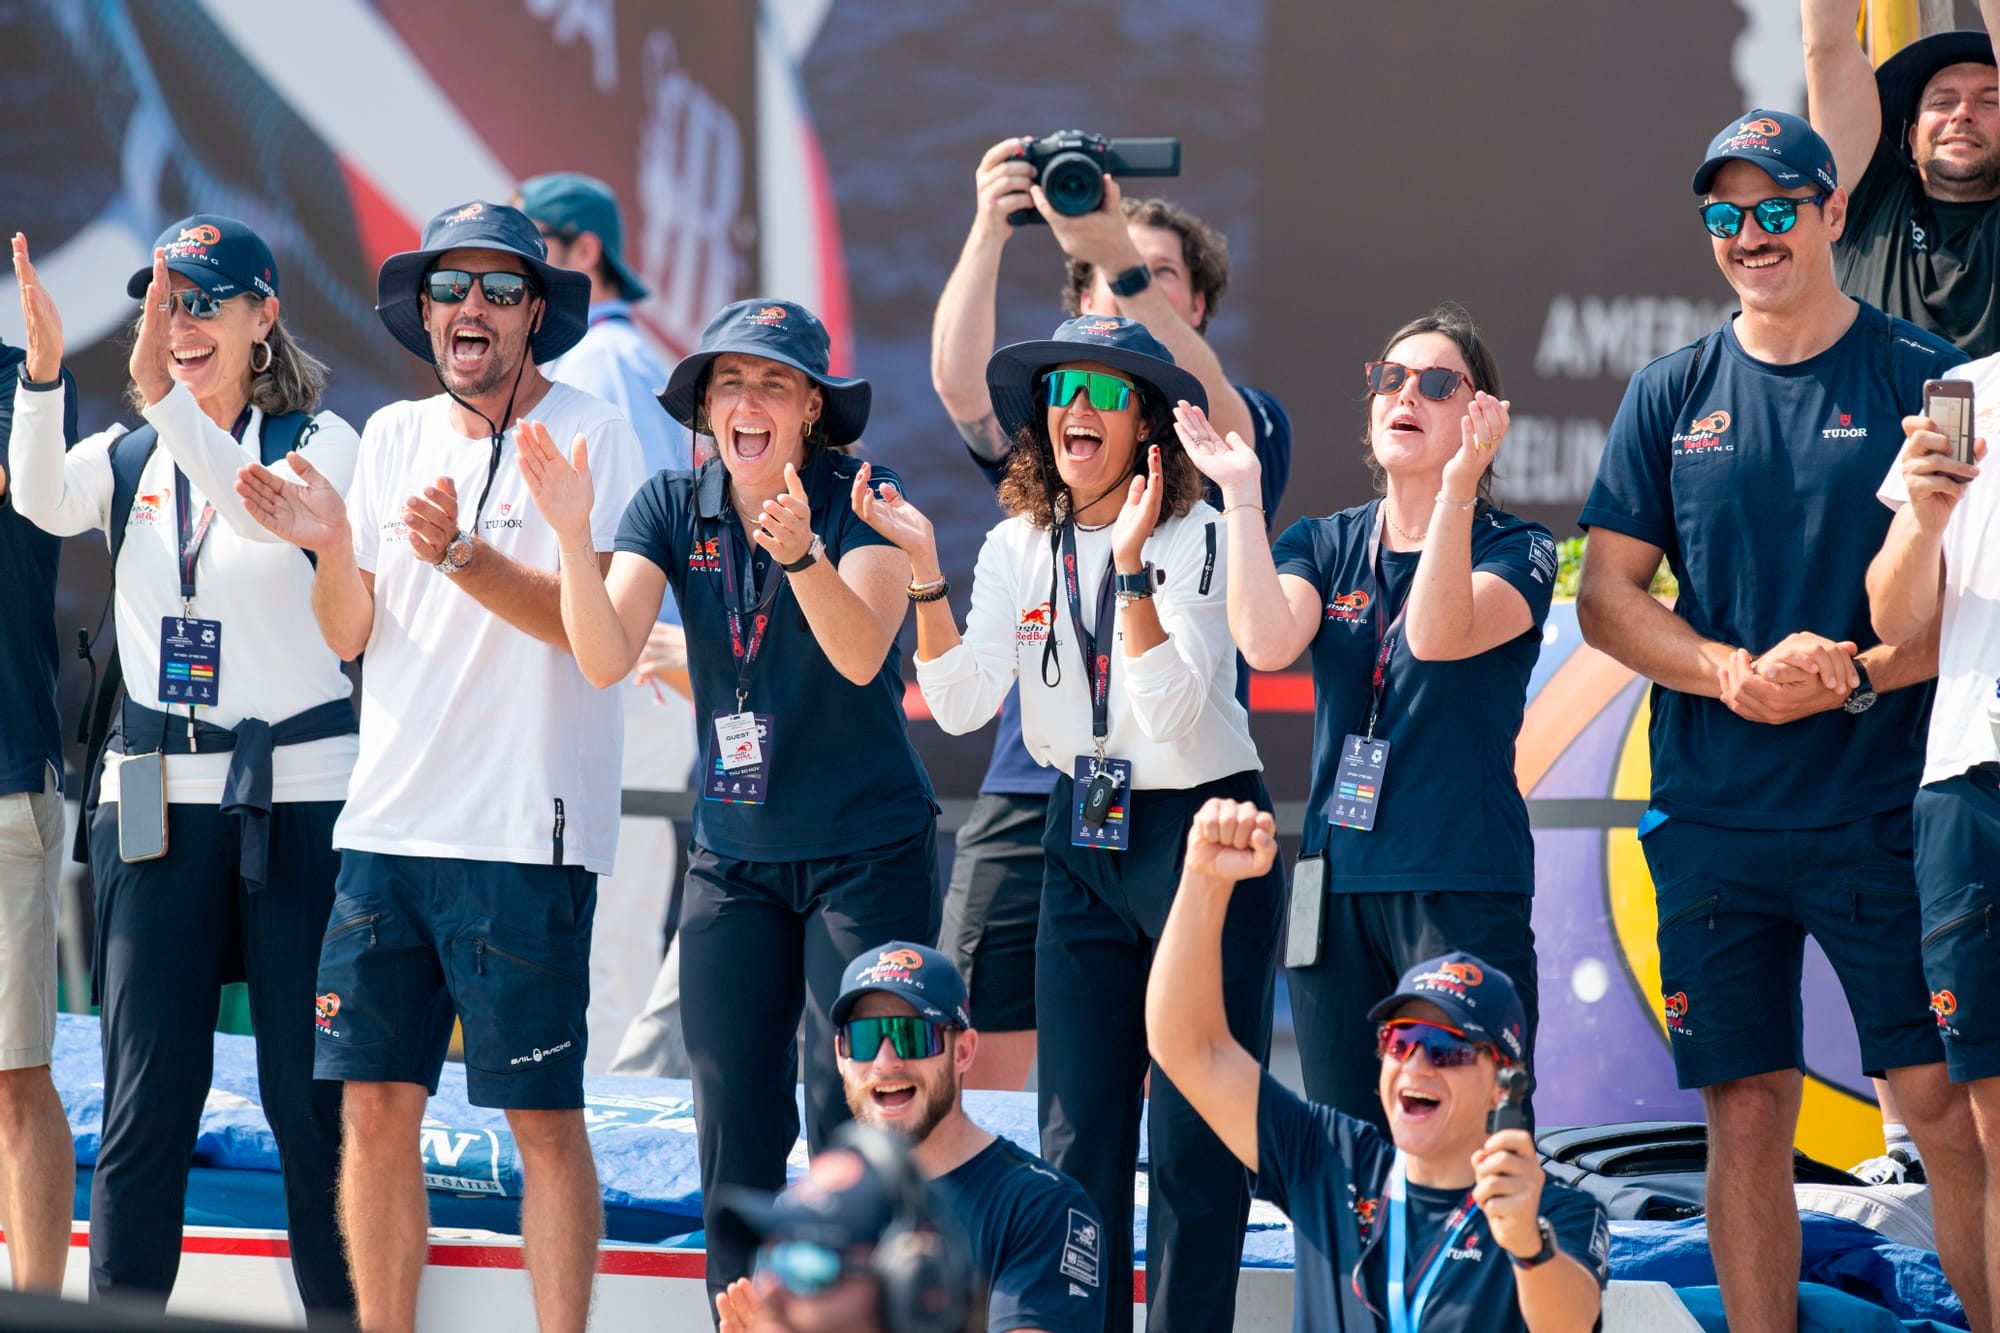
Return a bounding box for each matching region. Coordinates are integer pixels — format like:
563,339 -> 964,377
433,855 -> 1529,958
88,799 -> 350,1314
681,817 -> 942,1305
1037,768 -> 1283,1333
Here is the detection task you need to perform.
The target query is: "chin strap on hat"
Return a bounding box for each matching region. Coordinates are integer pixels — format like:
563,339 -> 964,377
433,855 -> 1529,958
433,349 -> 532,527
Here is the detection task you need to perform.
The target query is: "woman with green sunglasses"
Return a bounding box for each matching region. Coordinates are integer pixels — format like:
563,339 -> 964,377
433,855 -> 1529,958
1176,303 -> 1555,1139
850,313 -> 1283,1333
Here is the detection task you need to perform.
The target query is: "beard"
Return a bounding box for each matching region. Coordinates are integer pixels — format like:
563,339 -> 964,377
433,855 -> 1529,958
1917,134 -> 2000,199
844,1067 -> 958,1144
429,321 -> 525,398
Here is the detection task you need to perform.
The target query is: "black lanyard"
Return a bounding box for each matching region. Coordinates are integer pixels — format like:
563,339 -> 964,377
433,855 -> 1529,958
1041,522 -> 1119,752
173,406 -> 252,611
714,514 -> 785,712
1362,503 -> 1415,741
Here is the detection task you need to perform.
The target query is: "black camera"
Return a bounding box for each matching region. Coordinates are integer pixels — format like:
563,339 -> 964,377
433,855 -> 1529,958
1009,131 -> 1181,225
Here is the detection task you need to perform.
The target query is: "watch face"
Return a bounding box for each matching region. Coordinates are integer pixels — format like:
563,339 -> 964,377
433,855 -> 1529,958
1845,691 -> 1878,715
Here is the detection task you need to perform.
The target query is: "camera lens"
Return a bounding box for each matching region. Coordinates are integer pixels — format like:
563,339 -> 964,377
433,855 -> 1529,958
1040,151 -> 1104,217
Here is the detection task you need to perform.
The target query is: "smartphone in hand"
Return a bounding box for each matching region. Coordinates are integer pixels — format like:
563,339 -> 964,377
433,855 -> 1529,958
1923,379 -> 1975,466
1486,1066 -> 1530,1135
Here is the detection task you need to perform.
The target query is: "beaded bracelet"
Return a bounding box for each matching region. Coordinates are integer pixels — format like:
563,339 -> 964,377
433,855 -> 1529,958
908,577 -> 951,603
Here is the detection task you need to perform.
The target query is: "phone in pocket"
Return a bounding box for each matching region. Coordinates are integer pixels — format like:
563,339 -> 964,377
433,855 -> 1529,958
1923,378 -> 1975,466
1283,856 -> 1326,969
117,752 -> 169,863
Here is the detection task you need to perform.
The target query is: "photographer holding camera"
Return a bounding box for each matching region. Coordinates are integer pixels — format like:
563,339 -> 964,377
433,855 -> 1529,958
1149,799 -> 1609,1333
929,133 -> 1291,1092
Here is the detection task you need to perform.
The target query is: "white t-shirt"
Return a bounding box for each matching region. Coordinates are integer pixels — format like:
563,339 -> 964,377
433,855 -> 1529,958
8,380 -> 359,805
334,382 -> 646,873
1878,355 -> 2000,787
915,503 -> 1261,790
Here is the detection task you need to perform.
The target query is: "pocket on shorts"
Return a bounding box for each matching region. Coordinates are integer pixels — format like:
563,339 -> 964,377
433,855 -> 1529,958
1920,880 -> 1994,954
0,792 -> 47,859
315,904 -> 389,1048
456,923 -> 588,1075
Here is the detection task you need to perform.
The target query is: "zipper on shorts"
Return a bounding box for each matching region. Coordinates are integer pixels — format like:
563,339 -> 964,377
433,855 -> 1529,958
1921,899 -> 1992,951
1658,893 -> 1719,933
323,912 -> 378,948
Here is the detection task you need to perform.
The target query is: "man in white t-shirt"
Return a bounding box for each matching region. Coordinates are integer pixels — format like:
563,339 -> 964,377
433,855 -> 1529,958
236,200 -> 646,1333
1869,371 -> 2000,1333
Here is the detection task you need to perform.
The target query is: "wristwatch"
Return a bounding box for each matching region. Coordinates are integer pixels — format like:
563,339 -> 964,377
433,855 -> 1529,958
1508,1216 -> 1558,1270
435,530 -> 475,575
781,534 -> 825,574
1114,564 -> 1158,605
16,366 -> 61,392
1843,657 -> 1878,715
1108,263 -> 1152,298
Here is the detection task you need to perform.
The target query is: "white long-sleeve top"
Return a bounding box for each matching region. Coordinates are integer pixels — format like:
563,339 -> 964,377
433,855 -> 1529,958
9,379 -> 359,805
916,503 -> 1261,790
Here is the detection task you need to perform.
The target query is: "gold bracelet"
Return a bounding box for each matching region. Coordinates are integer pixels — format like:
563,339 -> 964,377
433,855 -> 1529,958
1434,495 -> 1478,510
1222,502 -> 1264,519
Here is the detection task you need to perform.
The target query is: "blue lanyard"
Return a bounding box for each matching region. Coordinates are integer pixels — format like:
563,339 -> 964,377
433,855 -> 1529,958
1385,1153 -> 1479,1333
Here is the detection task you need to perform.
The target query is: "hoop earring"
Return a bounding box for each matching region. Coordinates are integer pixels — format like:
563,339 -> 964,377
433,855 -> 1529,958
250,340 -> 273,374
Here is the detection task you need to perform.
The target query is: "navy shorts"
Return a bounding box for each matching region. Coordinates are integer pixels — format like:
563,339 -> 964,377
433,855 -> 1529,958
1641,808 -> 1941,1089
314,852 -> 596,1109
1914,768 -> 2000,1084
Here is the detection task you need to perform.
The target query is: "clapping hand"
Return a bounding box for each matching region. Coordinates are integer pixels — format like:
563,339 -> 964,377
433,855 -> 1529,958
850,461 -> 941,579
1110,443 -> 1165,574
754,462 -> 816,566
516,418 -> 597,553
235,453 -> 351,553
11,234 -> 64,386
129,249 -> 176,408
1173,401 -> 1261,506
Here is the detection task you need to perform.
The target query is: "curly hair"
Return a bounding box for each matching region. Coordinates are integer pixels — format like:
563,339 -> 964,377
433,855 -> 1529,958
1360,303 -> 1504,504
994,387 -> 1204,529
1061,197 -> 1230,333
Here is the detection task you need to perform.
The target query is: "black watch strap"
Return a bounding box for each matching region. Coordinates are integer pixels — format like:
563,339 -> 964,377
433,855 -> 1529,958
1108,263 -> 1151,298
1509,1217 -> 1558,1270
16,366 -> 61,392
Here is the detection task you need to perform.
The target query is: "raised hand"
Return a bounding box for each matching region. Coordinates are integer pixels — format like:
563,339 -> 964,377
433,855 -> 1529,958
1035,170 -> 1139,272
1110,442 -> 1165,574
752,461 -> 816,565
1183,798 -> 1278,886
972,136 -> 1035,241
1896,413 -> 1982,536
235,453 -> 351,553
402,476 -> 460,565
1471,1129 -> 1548,1259
128,249 -> 175,408
1173,400 -> 1262,504
515,418 -> 597,551
1440,390 -> 1511,503
849,461 -> 940,576
11,234 -> 65,384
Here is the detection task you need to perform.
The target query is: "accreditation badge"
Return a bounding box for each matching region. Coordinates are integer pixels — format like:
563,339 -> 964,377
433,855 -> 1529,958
1069,755 -> 1132,850
1325,734 -> 1389,832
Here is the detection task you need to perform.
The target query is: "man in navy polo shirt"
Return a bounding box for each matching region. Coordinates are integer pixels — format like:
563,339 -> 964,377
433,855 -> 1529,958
1578,109 -> 1987,1332
0,335 -> 78,1293
1149,799 -> 1608,1333
929,140 -> 1291,1090
830,941 -> 1102,1333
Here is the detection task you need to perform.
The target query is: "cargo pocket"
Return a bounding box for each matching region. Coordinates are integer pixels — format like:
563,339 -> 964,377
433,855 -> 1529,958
456,924 -> 589,1075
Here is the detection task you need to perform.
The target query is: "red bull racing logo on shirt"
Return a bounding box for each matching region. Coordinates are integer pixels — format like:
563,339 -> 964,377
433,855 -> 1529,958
1932,990 -> 1958,1033
315,992 -> 341,1037
688,536 -> 721,572
1326,590 -> 1371,624
1673,409 -> 1734,457
131,489 -> 168,525
1017,601 -> 1054,643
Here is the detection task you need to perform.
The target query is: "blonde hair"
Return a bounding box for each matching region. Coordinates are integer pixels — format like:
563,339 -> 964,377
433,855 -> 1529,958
123,297 -> 329,418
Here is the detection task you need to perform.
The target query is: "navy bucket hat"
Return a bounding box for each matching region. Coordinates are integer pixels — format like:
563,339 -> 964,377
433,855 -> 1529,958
375,200 -> 590,366
1367,951 -> 1528,1066
985,314 -> 1207,443
126,215 -> 278,302
518,172 -> 649,302
1691,109 -> 1839,195
658,298 -> 870,447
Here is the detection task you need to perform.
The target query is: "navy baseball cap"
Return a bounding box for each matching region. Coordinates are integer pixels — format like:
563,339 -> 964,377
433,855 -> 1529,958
125,215 -> 279,302
1367,951 -> 1527,1066
1877,31 -> 1998,157
1691,109 -> 1839,195
830,942 -> 972,1030
658,298 -> 871,447
375,200 -> 590,366
518,172 -> 650,302
714,1145 -> 899,1252
985,314 -> 1207,443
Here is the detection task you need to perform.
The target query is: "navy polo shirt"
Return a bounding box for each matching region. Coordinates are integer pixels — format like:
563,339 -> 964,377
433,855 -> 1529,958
613,450 -> 935,861
1256,1071 -> 1609,1333
0,349 -> 78,798
969,382 -> 1293,795
1275,499 -> 1554,887
930,1137 -> 1105,1333
1579,303 -> 1964,829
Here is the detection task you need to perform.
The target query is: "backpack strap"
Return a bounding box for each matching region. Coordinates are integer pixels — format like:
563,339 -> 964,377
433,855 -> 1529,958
106,424 -> 159,570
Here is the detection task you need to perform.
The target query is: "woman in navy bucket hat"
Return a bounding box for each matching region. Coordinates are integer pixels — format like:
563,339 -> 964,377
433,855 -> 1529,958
10,222 -> 357,1315
848,313 -> 1283,1333
514,295 -> 938,1305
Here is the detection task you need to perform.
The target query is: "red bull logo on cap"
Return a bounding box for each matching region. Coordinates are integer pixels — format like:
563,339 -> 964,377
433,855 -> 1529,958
1674,409 -> 1734,456
1326,590 -> 1371,623
1082,318 -> 1122,336
747,305 -> 789,326
855,948 -> 924,985
1412,961 -> 1481,1000
178,223 -> 221,246
1720,117 -> 1783,153
446,202 -> 485,224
